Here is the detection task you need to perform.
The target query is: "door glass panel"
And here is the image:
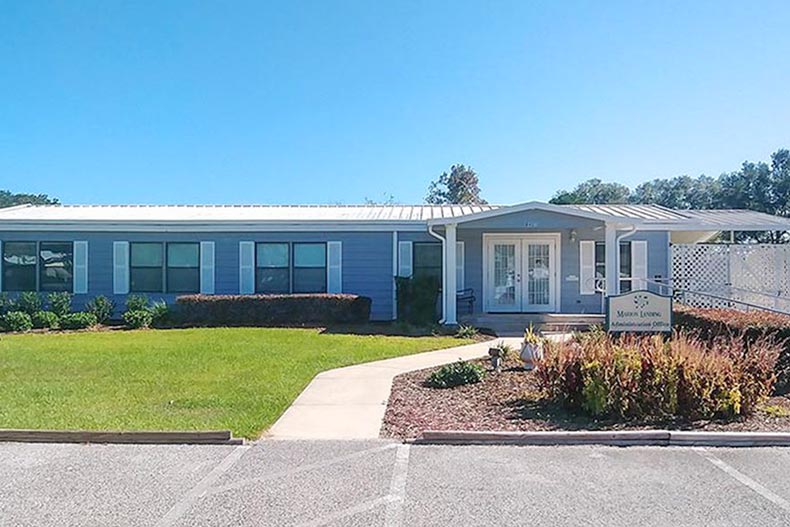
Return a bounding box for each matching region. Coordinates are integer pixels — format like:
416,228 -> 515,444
493,244 -> 517,307
527,243 -> 550,306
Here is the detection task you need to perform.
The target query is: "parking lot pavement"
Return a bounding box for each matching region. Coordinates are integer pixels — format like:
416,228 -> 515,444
3,440 -> 790,526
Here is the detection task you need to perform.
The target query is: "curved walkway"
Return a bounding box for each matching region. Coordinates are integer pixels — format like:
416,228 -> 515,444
266,338 -> 521,440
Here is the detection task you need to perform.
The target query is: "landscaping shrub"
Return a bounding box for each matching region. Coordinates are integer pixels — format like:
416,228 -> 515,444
59,312 -> 98,330
536,331 -> 779,420
16,292 -> 42,315
674,306 -> 790,394
47,292 -> 72,317
31,310 -> 60,330
395,275 -> 441,326
3,311 -> 33,332
125,294 -> 150,312
426,360 -> 486,388
86,295 -> 115,325
174,294 -> 372,327
455,324 -> 479,339
0,292 -> 14,315
150,300 -> 169,328
123,309 -> 153,329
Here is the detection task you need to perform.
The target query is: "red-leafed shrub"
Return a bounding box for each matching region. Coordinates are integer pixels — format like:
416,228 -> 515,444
174,294 -> 371,327
535,330 -> 779,420
674,306 -> 790,394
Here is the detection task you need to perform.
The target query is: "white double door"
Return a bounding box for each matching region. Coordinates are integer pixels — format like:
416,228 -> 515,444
485,235 -> 559,313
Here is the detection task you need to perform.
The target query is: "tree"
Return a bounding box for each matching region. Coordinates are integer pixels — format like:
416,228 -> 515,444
549,179 -> 630,205
0,190 -> 59,208
425,164 -> 487,204
363,193 -> 397,206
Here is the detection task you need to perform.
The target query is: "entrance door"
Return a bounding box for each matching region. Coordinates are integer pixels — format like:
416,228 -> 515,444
485,235 -> 558,313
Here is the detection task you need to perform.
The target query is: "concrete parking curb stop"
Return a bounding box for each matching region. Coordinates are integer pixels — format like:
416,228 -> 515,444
416,430 -> 790,447
0,429 -> 243,445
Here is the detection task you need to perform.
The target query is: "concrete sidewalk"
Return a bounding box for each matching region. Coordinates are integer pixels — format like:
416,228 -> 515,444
266,338 -> 521,440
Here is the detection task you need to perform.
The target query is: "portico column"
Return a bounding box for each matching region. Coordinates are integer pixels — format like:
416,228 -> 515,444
605,222 -> 619,297
445,223 -> 458,325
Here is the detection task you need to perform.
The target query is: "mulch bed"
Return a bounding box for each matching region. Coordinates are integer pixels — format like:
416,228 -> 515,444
381,357 -> 790,439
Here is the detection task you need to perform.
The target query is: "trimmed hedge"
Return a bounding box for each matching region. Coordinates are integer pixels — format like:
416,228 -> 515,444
174,294 -> 372,327
674,306 -> 790,394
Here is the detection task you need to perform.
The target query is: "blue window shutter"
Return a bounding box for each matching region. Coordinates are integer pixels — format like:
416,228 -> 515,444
113,241 -> 129,294
327,241 -> 342,293
73,241 -> 89,294
239,241 -> 255,294
200,241 -> 215,294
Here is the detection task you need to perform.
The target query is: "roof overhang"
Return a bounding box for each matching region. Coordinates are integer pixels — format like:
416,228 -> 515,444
0,220 -> 429,233
426,201 -> 637,227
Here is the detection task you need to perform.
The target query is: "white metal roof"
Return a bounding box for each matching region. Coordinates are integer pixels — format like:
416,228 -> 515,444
0,204 -> 497,222
0,202 -> 787,232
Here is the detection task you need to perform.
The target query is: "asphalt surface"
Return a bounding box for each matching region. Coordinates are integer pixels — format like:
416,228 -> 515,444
3,440 -> 790,526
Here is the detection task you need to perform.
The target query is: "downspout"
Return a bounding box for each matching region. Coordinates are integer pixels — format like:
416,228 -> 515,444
428,223 -> 447,324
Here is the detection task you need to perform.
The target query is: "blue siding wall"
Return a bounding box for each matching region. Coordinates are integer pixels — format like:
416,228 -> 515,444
0,231 -> 397,320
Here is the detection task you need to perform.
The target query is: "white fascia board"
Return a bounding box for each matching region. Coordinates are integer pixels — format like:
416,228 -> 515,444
426,201 -> 641,226
0,220 -> 429,232
636,222 -> 790,232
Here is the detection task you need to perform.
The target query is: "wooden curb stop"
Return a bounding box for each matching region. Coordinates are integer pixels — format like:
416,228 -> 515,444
0,429 -> 243,445
417,430 -> 790,448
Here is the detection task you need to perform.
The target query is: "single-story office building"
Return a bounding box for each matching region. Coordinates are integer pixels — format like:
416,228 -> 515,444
0,202 -> 788,324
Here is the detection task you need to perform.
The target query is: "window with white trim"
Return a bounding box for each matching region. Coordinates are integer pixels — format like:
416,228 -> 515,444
129,242 -> 200,293
594,241 -> 633,293
255,242 -> 327,294
412,243 -> 442,281
2,241 -> 74,292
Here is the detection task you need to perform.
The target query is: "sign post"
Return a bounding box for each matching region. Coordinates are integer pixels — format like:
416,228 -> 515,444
606,291 -> 672,333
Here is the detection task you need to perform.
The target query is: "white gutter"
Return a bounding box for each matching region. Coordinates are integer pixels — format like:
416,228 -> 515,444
427,224 -> 447,324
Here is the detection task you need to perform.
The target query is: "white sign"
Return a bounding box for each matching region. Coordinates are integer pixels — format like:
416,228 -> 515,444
606,291 -> 672,333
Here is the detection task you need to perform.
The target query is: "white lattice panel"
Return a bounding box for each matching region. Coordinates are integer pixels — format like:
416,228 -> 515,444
672,243 -> 790,312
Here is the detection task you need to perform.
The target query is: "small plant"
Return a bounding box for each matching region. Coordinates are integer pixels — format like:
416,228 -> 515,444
3,311 -> 33,332
31,310 -> 60,330
47,292 -> 72,317
125,294 -> 150,312
59,312 -> 98,330
150,300 -> 169,327
426,360 -> 486,389
123,309 -> 153,329
523,324 -> 544,345
762,404 -> 790,418
455,324 -> 479,339
16,292 -> 42,315
86,295 -> 115,325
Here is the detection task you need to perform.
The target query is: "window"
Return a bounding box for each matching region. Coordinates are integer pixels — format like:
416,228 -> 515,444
167,243 -> 200,293
254,242 -> 327,294
3,242 -> 37,291
293,243 -> 326,293
130,243 -> 164,293
413,243 -> 442,280
256,243 -> 290,294
594,241 -> 632,292
2,241 -> 75,292
39,242 -> 74,292
130,242 -> 200,293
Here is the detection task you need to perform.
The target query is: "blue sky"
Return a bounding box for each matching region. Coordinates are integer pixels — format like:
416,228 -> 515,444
1,1 -> 788,205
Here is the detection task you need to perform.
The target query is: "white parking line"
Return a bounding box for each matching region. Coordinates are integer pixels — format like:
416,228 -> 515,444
297,496 -> 396,527
384,444 -> 411,527
204,442 -> 399,497
697,448 -> 790,514
155,445 -> 250,527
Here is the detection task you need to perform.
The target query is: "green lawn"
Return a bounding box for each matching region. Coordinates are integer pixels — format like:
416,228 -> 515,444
0,328 -> 468,438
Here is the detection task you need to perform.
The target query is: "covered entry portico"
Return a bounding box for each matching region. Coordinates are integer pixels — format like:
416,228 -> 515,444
428,202 -> 637,325
426,202 -> 790,326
